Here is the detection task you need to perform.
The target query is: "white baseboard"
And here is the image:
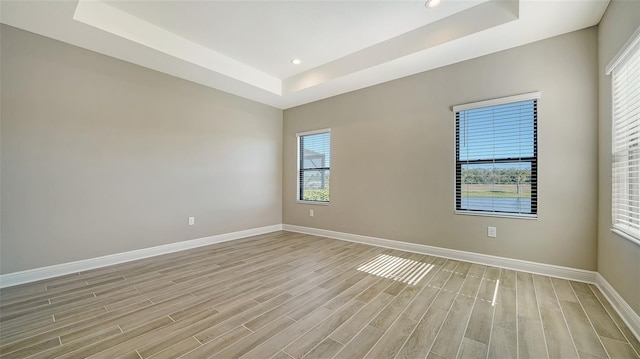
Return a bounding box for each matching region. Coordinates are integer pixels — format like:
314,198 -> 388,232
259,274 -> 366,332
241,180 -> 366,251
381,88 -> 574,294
283,224 -> 640,341
595,273 -> 640,341
0,224 -> 283,288
283,224 -> 597,283
2,222 -> 637,343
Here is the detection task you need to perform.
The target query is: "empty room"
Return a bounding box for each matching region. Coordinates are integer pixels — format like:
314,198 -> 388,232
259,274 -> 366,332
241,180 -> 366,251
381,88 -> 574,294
0,0 -> 639,358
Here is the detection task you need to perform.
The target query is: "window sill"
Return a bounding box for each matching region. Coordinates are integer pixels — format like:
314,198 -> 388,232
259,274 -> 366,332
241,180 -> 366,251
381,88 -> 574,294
610,228 -> 640,247
297,200 -> 329,206
455,210 -> 537,220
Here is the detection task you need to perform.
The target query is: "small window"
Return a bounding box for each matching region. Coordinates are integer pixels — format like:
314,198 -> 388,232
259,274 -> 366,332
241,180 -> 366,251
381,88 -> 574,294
454,93 -> 539,218
608,27 -> 640,245
297,129 -> 331,203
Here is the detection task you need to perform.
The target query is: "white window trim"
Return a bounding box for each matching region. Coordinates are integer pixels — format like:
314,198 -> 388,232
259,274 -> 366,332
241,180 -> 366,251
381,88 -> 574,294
452,92 -> 541,219
297,200 -> 330,206
454,210 -> 538,220
608,26 -> 640,246
606,26 -> 640,75
296,128 -> 332,137
296,128 -> 331,205
452,92 -> 541,112
612,228 -> 640,247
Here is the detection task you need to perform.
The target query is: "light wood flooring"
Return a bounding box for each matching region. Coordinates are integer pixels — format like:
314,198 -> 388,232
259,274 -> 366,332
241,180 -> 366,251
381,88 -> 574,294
0,231 -> 639,359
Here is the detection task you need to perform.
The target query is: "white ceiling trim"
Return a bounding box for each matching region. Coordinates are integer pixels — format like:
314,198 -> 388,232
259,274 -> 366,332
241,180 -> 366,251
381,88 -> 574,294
0,0 -> 609,109
284,0 -> 519,95
73,0 -> 281,95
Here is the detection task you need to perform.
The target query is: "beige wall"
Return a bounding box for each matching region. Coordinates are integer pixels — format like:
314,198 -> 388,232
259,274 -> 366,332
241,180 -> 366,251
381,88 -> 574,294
284,28 -> 599,271
3,14 -> 628,307
0,25 -> 283,274
597,0 -> 640,315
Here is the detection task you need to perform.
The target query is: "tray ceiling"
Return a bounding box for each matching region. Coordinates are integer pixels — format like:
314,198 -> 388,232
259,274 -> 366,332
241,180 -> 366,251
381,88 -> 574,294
0,0 -> 609,109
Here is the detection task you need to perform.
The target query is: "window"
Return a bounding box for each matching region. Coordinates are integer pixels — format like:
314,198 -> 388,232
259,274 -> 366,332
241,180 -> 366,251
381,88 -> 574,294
609,27 -> 640,245
297,129 -> 331,203
454,93 -> 539,218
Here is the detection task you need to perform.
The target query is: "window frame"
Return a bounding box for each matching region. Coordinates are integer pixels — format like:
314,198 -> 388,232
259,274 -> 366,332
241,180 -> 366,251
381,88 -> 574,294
453,92 -> 540,219
608,26 -> 640,246
296,128 -> 331,205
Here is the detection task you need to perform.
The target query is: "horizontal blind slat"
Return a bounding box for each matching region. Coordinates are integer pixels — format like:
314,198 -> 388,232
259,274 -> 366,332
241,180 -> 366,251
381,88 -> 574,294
456,98 -> 537,215
612,37 -> 640,242
299,131 -> 331,202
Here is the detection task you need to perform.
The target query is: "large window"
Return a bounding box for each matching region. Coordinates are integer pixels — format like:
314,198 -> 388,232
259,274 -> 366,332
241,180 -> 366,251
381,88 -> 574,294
297,129 -> 331,203
454,93 -> 539,218
609,27 -> 640,245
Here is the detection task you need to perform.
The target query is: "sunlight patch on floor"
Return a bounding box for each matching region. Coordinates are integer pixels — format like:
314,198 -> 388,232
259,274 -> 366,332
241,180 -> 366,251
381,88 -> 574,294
357,254 -> 434,285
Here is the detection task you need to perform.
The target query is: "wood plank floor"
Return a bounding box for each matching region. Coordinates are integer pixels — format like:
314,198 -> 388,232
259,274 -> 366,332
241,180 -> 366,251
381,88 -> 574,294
1,231 -> 639,359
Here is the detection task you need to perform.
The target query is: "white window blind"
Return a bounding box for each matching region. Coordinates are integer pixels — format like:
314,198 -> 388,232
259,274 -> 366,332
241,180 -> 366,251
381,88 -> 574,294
610,27 -> 640,245
297,129 -> 331,203
453,93 -> 539,217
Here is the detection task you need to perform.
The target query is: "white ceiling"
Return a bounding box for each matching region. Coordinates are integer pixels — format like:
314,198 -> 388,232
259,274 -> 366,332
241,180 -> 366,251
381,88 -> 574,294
1,0 -> 609,109
106,0 -> 487,79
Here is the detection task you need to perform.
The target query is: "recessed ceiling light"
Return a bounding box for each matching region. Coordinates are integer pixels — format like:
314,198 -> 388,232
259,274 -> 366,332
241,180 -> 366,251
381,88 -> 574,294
291,58 -> 301,65
425,0 -> 441,8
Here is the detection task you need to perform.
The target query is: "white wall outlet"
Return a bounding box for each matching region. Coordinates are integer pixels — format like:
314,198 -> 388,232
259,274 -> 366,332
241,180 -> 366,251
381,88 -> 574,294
488,226 -> 497,238
188,217 -> 195,226
309,210 -> 314,217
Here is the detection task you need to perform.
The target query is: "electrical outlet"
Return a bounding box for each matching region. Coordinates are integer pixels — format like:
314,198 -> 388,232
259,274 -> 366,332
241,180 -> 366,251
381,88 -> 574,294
188,217 -> 195,226
488,226 -> 497,238
309,210 -> 314,217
